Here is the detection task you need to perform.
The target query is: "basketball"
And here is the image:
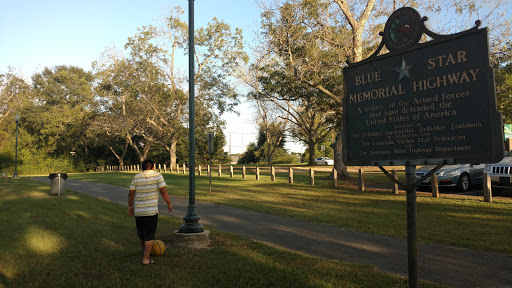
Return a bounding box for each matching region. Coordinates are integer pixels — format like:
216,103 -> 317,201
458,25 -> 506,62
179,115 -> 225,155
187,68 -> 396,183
151,240 -> 165,256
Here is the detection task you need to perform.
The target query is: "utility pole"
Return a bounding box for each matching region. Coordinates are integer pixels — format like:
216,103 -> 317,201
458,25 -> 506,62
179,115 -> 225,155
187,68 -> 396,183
229,132 -> 232,157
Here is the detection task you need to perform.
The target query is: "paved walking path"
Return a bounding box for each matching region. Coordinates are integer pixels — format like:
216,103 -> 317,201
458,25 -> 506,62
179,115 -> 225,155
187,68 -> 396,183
33,177 -> 512,288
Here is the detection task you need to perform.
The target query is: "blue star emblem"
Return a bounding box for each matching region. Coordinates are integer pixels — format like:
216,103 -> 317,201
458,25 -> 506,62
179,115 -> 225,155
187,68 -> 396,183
393,57 -> 414,82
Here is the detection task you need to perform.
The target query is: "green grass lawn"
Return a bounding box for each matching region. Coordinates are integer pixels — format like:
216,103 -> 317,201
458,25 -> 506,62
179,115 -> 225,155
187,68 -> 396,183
0,180 -> 445,288
69,171 -> 512,255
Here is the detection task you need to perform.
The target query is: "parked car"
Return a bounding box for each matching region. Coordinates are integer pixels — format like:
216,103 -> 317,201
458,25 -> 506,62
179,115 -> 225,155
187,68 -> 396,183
416,164 -> 485,192
484,150 -> 512,192
314,157 -> 334,165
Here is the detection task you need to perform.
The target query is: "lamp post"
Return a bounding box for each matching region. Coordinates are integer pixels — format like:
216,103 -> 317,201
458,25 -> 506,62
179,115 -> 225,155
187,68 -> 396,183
13,113 -> 20,179
178,0 -> 204,233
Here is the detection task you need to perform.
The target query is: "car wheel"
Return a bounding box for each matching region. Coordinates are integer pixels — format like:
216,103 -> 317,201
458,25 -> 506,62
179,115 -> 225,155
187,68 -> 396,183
457,174 -> 470,192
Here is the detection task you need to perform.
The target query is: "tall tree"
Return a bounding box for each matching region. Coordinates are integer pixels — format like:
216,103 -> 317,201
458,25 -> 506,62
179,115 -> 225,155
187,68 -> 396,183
254,98 -> 288,165
92,49 -> 145,168
0,69 -> 30,127
24,66 -> 95,156
285,100 -> 332,165
256,0 -> 348,175
123,7 -> 248,169
494,42 -> 512,123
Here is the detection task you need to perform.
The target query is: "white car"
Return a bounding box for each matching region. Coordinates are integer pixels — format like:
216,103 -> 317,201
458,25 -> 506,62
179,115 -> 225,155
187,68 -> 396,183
315,157 -> 334,165
484,150 -> 512,193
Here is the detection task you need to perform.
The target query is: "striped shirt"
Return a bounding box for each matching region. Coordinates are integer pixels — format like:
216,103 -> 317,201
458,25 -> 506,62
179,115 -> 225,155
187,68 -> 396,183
130,170 -> 166,217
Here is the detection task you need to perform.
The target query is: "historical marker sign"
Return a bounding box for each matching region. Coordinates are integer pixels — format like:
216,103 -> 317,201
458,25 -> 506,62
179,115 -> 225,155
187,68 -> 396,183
343,9 -> 504,166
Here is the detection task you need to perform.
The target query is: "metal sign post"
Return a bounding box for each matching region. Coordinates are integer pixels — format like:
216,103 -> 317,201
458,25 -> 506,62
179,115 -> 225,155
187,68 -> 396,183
405,165 -> 418,287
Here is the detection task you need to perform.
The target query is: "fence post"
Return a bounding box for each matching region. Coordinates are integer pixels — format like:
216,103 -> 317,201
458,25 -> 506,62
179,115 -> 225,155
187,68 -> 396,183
230,165 -> 233,178
359,168 -> 364,191
183,163 -> 186,174
207,165 -> 210,177
310,168 -> 314,185
289,167 -> 293,184
431,174 -> 439,198
198,165 -> 202,176
242,166 -> 246,179
333,168 -> 337,187
256,167 -> 260,180
483,173 -> 492,202
271,166 -> 275,181
218,165 -> 222,177
392,170 -> 399,195
164,164 -> 167,174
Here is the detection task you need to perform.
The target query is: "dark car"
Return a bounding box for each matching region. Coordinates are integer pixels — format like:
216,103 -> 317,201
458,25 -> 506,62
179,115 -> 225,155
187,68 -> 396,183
416,164 -> 485,192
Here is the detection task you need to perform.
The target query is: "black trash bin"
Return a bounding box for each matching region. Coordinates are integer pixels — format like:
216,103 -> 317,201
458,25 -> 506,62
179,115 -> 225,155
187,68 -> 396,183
49,173 -> 68,196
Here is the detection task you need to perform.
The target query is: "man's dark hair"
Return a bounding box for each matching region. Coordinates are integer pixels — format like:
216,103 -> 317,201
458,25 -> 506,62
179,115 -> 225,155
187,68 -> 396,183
142,160 -> 154,171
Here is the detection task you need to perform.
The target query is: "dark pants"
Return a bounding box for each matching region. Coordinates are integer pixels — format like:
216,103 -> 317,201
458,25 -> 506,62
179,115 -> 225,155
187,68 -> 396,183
135,214 -> 158,241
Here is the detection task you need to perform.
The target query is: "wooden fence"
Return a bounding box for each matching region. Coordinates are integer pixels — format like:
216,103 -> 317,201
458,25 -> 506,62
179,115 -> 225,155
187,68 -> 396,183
98,164 -> 338,187
97,164 -> 496,202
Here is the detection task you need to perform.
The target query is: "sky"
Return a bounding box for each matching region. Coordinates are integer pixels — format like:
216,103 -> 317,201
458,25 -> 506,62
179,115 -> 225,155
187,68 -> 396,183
0,0 -> 307,154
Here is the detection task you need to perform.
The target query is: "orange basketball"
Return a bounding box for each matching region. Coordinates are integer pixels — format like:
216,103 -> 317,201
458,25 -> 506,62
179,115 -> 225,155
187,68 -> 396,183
151,240 -> 166,256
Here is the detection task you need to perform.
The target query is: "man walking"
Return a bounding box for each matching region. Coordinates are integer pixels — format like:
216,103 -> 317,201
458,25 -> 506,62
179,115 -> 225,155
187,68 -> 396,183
128,160 -> 172,265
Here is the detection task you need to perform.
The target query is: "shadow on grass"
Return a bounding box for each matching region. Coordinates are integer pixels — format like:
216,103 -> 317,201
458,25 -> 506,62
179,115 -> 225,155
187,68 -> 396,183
0,179 -> 445,288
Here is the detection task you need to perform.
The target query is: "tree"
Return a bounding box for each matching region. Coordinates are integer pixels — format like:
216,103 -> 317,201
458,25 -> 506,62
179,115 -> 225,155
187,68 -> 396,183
238,142 -> 258,164
247,60 -> 334,165
254,99 -> 288,165
25,66 -> 96,155
287,102 -> 332,165
121,7 -> 248,169
92,49 -> 148,168
256,0 -> 349,176
0,69 -> 30,127
494,42 -> 512,122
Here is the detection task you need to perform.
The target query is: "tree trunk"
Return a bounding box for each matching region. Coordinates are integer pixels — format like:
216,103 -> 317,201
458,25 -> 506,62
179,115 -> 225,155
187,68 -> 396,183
109,141 -> 128,169
267,142 -> 272,165
170,137 -> 177,170
126,135 -> 146,165
333,132 -> 349,178
352,26 -> 364,62
308,140 -> 316,166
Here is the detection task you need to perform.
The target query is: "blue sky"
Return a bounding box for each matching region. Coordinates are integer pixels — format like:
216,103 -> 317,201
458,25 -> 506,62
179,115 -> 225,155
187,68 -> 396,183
0,0 -> 261,74
0,0 -> 300,154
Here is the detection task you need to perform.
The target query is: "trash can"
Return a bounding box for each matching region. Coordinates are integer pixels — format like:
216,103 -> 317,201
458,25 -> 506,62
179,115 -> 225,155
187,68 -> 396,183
49,173 -> 68,196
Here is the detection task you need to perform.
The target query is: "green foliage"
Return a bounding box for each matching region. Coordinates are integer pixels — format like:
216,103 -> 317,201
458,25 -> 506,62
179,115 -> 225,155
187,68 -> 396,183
238,142 -> 258,164
301,138 -> 334,163
494,42 -> 512,122
24,66 -> 96,155
238,121 -> 295,165
0,69 -> 31,127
